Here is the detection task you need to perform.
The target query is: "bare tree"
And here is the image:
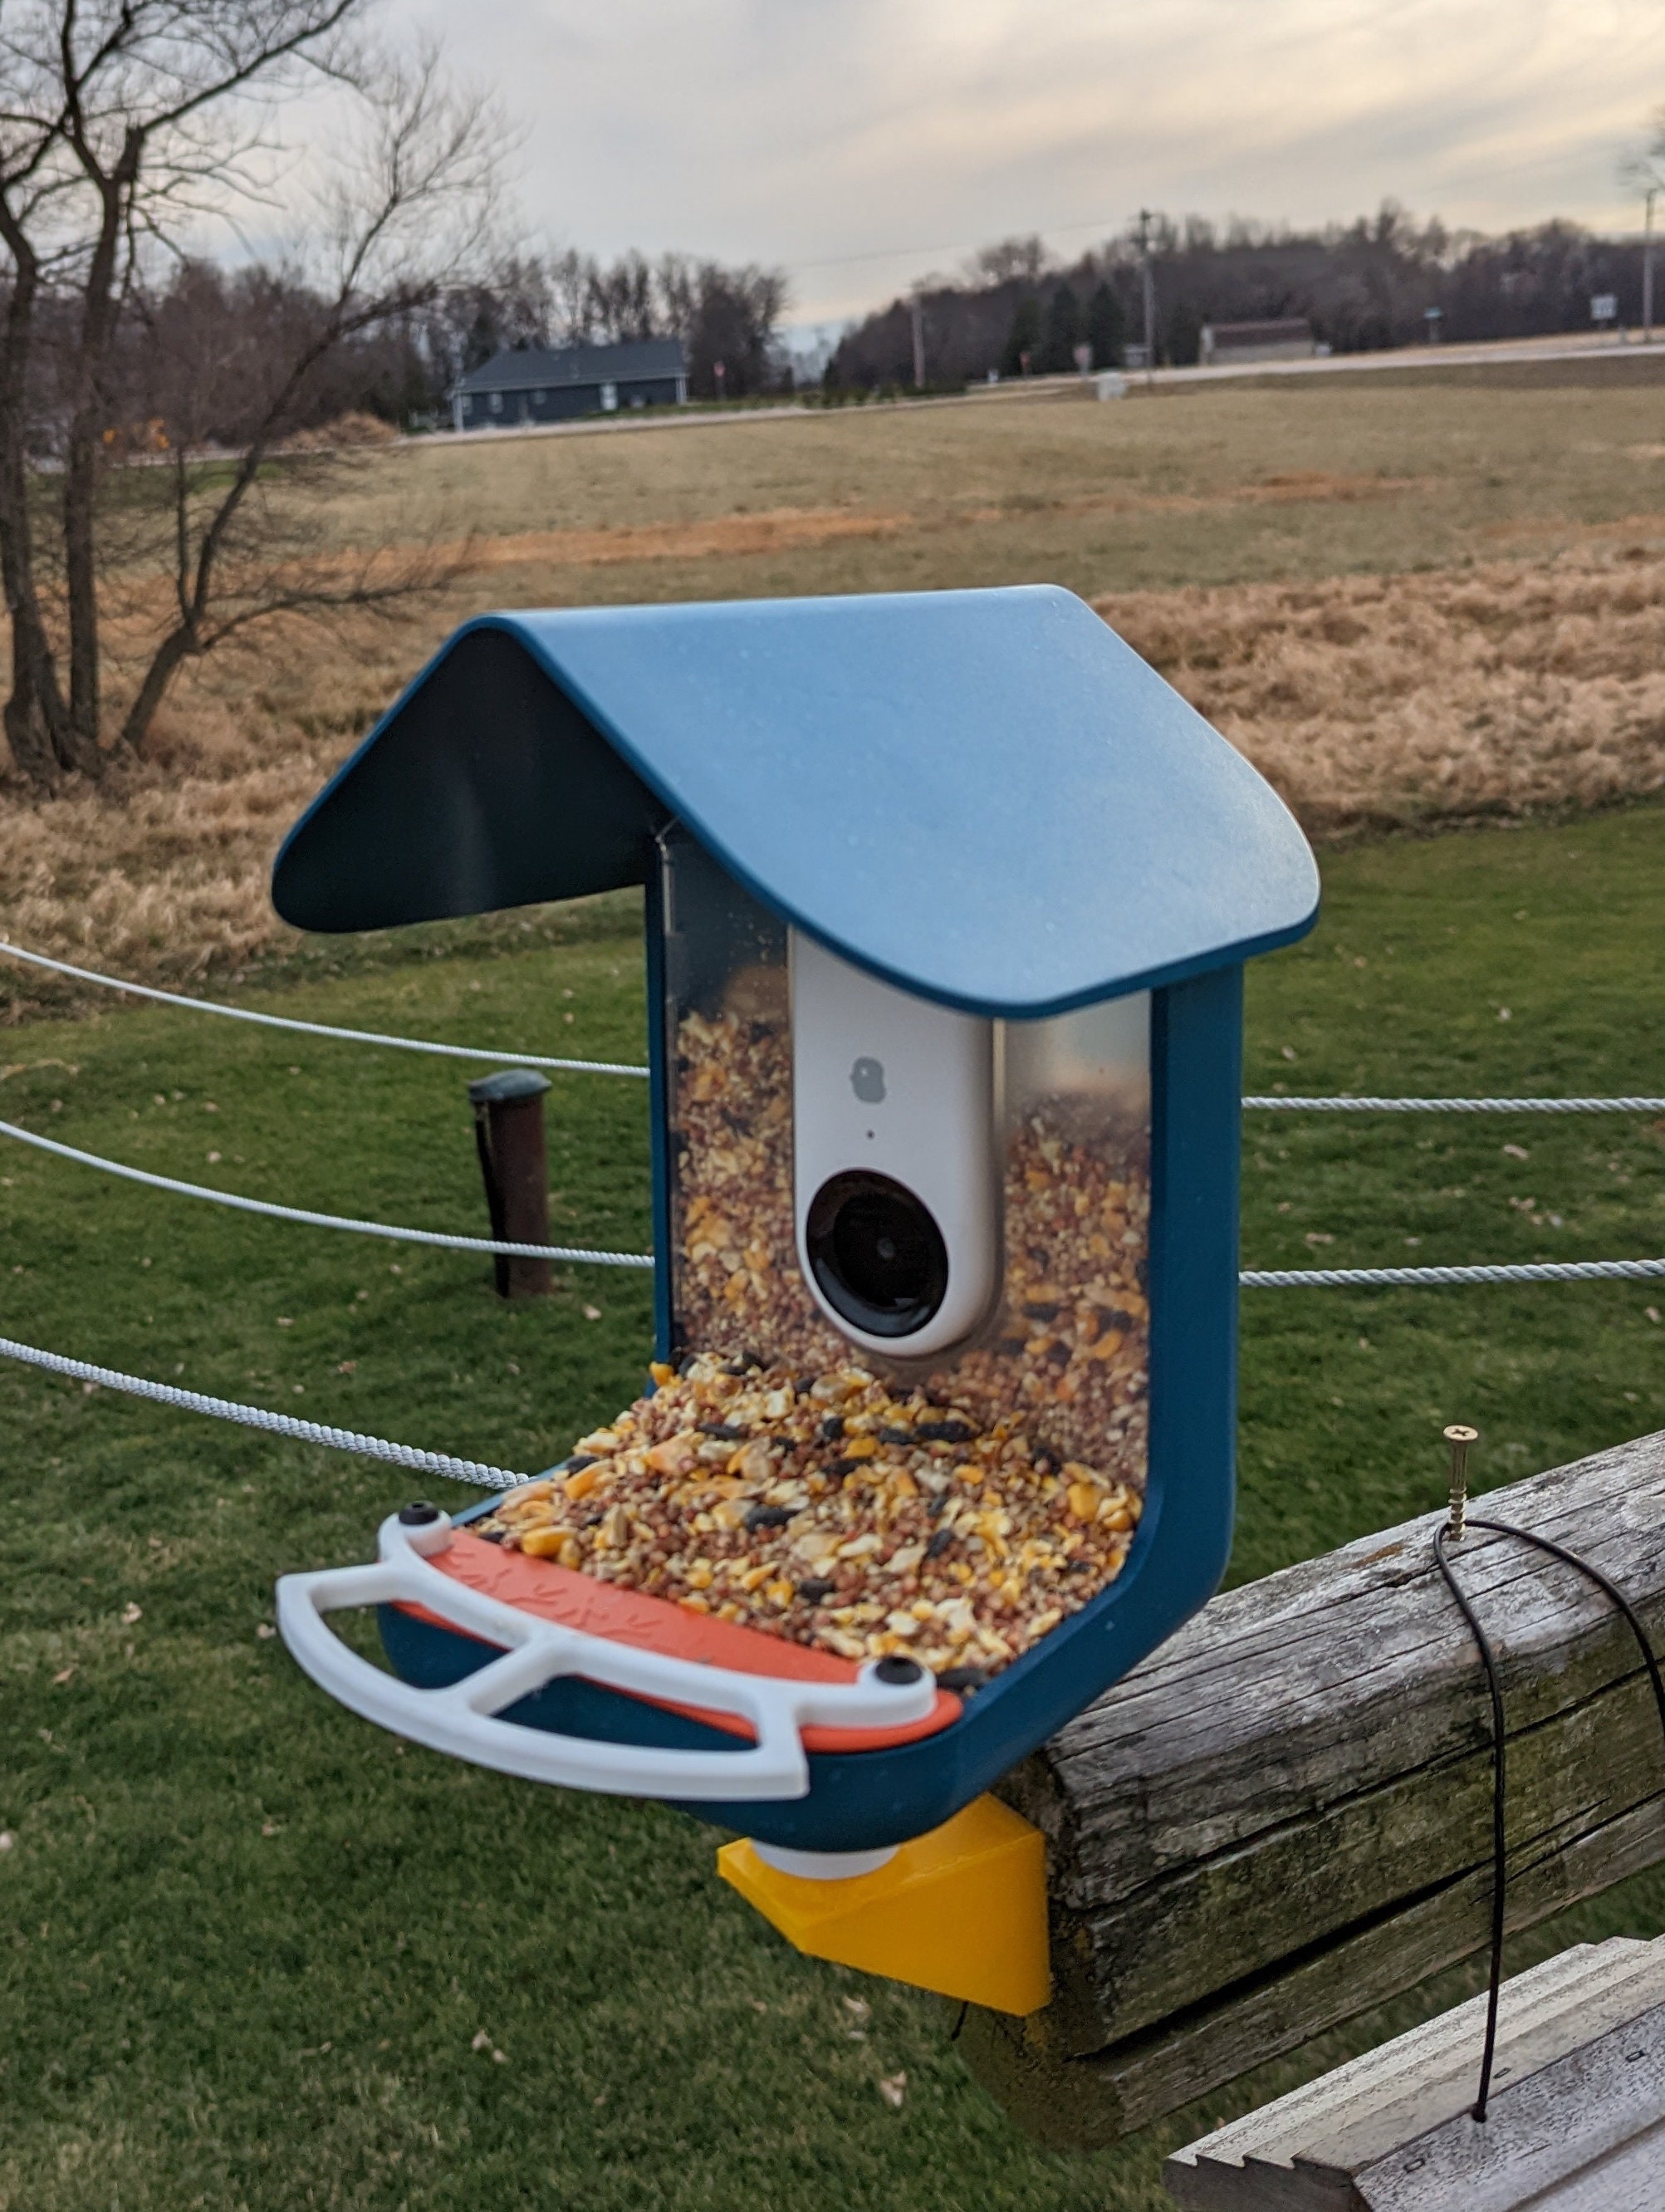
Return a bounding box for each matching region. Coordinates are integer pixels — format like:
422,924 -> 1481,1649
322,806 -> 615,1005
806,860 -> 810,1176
962,235 -> 1051,288
0,2 -> 502,788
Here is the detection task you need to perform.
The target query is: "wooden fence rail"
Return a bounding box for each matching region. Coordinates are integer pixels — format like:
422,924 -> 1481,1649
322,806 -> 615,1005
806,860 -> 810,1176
959,1428 -> 1665,2149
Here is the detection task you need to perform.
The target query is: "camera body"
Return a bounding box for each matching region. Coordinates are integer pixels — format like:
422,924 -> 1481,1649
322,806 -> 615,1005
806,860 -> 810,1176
791,929 -> 1001,1361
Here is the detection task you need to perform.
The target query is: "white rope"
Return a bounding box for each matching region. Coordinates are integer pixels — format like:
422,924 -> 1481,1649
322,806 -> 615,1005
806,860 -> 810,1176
0,1331 -> 527,1488
1244,1095 -> 1665,1113
0,939 -> 649,1079
6,941 -> 1659,1111
1241,1255 -> 1665,1287
0,1117 -> 654,1269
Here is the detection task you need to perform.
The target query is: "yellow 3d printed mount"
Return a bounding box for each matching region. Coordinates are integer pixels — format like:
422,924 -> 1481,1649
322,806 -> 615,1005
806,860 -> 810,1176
717,1793 -> 1050,2018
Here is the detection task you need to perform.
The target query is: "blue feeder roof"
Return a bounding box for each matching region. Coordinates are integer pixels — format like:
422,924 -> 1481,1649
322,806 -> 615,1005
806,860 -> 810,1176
272,585 -> 1318,1018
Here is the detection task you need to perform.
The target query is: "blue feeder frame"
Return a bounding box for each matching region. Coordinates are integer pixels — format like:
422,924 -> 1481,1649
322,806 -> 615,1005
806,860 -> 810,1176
272,584 -> 1319,1853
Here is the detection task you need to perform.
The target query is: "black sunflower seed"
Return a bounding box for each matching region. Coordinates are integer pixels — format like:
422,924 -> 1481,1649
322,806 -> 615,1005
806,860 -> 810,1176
698,1421 -> 747,1440
916,1420 -> 975,1444
745,1504 -> 792,1532
1022,1300 -> 1060,1322
796,1577 -> 836,1602
924,1528 -> 956,1559
819,1415 -> 845,1442
879,1425 -> 914,1445
825,1457 -> 859,1480
566,1454 -> 600,1473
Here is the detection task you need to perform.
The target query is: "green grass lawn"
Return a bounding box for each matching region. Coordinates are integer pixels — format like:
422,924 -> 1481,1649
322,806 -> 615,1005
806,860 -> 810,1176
2,806 -> 1663,2211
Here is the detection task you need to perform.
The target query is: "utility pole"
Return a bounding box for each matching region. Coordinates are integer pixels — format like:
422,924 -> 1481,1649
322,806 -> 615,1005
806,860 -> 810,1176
1646,187 -> 1658,344
1138,208 -> 1157,381
910,287 -> 926,390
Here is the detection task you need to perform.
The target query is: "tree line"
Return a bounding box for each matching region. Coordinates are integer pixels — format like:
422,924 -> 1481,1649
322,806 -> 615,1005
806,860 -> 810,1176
830,206 -> 1663,387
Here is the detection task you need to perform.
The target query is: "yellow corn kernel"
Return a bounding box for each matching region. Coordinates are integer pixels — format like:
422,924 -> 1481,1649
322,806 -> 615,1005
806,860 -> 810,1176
842,1436 -> 879,1460
1066,1483 -> 1102,1523
645,1437 -> 696,1477
564,1464 -> 601,1502
738,1563 -> 772,1592
1098,1502 -> 1135,1533
649,1361 -> 676,1387
686,1562 -> 714,1591
889,1469 -> 919,1499
765,1580 -> 796,1607
521,1526 -> 571,1560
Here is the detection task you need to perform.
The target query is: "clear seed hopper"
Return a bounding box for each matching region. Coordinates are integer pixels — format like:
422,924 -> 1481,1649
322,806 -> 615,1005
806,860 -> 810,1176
270,586 -> 1318,2012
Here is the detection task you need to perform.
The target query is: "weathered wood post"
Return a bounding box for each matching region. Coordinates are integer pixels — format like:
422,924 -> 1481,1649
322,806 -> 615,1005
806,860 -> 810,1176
468,1069 -> 553,1298
957,1429 -> 1665,2151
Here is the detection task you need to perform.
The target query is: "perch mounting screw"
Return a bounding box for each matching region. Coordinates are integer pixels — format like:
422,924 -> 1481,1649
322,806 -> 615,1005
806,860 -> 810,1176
399,1501 -> 443,1526
1443,1425 -> 1479,1542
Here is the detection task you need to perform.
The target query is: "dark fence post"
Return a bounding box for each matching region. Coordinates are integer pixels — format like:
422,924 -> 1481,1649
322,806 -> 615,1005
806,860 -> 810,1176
468,1069 -> 553,1298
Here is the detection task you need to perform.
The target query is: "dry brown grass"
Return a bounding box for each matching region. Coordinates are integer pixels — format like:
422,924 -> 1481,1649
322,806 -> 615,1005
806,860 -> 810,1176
9,535 -> 1663,993
7,369 -> 1665,993
0,617 -> 419,990
1098,542 -> 1665,837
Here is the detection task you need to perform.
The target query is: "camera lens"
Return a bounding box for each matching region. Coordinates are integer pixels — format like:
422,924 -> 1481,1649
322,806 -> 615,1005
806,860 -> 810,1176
805,1171 -> 948,1339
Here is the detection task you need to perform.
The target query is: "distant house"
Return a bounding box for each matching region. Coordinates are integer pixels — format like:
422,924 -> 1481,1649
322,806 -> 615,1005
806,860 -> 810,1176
449,339 -> 688,431
1198,318 -> 1315,366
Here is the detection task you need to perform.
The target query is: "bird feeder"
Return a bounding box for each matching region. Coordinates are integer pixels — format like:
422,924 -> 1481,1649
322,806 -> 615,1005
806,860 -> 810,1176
270,586 -> 1318,2015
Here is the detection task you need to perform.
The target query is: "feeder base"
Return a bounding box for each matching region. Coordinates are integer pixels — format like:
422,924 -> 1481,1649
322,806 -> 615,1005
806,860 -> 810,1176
717,1793 -> 1049,2017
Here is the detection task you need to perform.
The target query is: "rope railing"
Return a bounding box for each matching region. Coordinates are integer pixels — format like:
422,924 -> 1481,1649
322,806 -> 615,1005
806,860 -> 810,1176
7,1112 -> 1661,1292
1242,1255 -> 1665,1288
0,939 -> 650,1079
0,1331 -> 529,1488
6,936 -> 1663,1113
0,1117 -> 654,1270
1245,1094 -> 1665,1113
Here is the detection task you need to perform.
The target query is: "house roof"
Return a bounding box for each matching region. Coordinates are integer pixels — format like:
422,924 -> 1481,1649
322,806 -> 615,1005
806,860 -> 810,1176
454,339 -> 686,395
1202,319 -> 1313,343
271,586 -> 1319,1019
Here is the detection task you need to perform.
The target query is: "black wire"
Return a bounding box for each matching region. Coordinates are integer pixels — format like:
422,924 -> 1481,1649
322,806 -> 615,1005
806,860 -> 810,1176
949,1999 -> 969,2042
1432,1516 -> 1665,2123
1433,1523 -> 1510,2121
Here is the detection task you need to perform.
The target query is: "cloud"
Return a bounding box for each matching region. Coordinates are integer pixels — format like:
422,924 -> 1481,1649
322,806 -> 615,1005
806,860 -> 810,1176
388,0 -> 1665,317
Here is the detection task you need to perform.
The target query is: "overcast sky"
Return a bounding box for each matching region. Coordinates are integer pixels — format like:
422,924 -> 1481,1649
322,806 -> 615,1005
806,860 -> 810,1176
394,0 -> 1665,325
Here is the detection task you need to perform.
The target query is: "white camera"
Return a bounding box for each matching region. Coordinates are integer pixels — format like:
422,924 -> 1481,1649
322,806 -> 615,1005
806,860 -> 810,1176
790,929 -> 1001,1361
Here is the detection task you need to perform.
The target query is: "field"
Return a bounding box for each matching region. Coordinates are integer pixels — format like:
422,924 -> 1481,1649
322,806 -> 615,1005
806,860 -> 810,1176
5,358 -> 1665,993
2,798 -> 1665,2211
4,362 -> 1665,2209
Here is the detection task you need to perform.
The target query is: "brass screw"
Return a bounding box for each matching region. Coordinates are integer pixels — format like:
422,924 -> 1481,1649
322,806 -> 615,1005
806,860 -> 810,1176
1444,1424 -> 1479,1541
